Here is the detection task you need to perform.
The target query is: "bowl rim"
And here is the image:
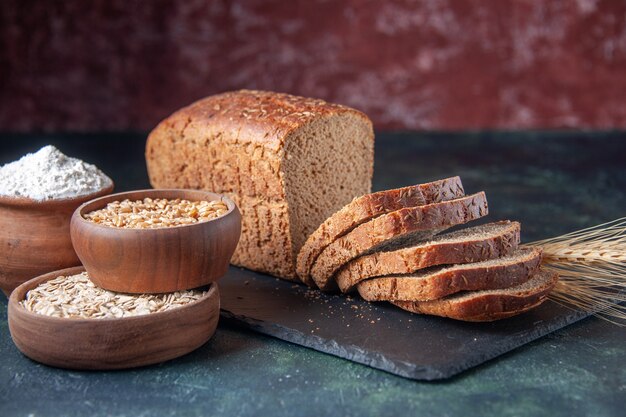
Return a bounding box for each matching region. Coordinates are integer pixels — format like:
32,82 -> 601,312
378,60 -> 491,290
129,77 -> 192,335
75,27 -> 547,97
72,188 -> 239,232
9,266 -> 218,324
0,183 -> 114,208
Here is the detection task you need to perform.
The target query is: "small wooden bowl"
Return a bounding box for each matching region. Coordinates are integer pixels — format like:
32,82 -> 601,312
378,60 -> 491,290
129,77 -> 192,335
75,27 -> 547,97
0,185 -> 114,296
70,189 -> 241,293
8,266 -> 220,370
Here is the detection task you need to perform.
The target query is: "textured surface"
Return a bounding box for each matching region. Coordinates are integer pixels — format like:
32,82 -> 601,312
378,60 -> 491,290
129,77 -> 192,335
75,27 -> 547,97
1,304 -> 624,417
220,264 -> 580,378
391,268 -> 558,322
297,176 -> 465,286
337,220 -> 520,292
356,247 -> 541,302
0,132 -> 625,415
146,90 -> 374,279
2,0 -> 626,132
310,193 -> 488,290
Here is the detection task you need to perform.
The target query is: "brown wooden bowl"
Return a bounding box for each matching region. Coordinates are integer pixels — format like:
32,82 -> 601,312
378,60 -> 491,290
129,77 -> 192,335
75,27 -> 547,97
70,189 -> 241,293
8,266 -> 220,370
0,184 -> 114,296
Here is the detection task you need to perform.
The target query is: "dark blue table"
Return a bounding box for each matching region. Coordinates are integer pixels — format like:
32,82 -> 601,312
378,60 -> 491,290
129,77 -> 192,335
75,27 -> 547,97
0,132 -> 624,417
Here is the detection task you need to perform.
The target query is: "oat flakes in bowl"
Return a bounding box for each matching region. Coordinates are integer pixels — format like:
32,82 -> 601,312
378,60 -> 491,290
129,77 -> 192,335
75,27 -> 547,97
21,271 -> 208,319
8,266 -> 220,370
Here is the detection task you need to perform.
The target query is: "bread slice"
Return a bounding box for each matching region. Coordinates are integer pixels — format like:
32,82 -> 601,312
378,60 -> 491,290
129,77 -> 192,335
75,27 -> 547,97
296,177 -> 466,286
357,246 -> 542,301
391,268 -> 558,322
310,192 -> 489,291
336,220 -> 520,293
146,90 -> 374,280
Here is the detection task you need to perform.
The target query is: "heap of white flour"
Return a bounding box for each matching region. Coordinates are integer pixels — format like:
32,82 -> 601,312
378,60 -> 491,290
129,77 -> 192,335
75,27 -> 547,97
0,145 -> 113,201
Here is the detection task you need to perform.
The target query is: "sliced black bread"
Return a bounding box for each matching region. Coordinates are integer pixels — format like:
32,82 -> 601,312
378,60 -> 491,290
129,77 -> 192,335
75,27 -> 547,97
357,246 -> 542,301
391,268 -> 559,322
336,221 -> 520,293
310,192 -> 489,291
296,177 -> 465,286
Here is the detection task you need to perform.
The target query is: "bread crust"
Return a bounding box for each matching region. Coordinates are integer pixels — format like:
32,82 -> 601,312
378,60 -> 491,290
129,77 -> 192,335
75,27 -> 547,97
146,90 -> 374,279
337,221 -> 520,292
392,269 -> 558,322
310,192 -> 489,291
148,89 -> 371,156
357,247 -> 542,301
296,177 -> 466,286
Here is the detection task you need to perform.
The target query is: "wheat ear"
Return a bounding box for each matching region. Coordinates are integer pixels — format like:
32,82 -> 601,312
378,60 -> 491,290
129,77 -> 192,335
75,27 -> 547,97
526,217 -> 626,325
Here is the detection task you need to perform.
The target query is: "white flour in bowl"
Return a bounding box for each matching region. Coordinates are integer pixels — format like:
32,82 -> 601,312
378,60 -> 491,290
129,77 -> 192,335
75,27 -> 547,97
0,145 -> 113,201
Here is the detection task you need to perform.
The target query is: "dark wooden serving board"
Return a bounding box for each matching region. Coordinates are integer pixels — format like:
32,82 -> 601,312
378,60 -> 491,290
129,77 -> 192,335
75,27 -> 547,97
219,266 -> 590,381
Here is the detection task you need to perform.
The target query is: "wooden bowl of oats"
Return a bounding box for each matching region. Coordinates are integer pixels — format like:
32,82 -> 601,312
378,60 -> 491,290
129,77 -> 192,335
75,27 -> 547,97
71,189 -> 241,294
8,266 -> 219,370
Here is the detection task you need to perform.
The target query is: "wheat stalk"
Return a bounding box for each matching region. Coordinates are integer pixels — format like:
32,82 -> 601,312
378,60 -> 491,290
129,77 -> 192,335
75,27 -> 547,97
526,217 -> 626,325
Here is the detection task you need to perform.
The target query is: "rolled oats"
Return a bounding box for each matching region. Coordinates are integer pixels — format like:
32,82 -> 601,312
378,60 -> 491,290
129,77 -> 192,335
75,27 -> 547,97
20,272 -> 207,319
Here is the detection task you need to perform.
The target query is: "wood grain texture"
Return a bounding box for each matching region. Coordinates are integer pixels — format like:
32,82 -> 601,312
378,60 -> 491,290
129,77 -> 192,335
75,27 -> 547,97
71,189 -> 241,294
0,185 -> 114,295
8,266 -> 220,370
